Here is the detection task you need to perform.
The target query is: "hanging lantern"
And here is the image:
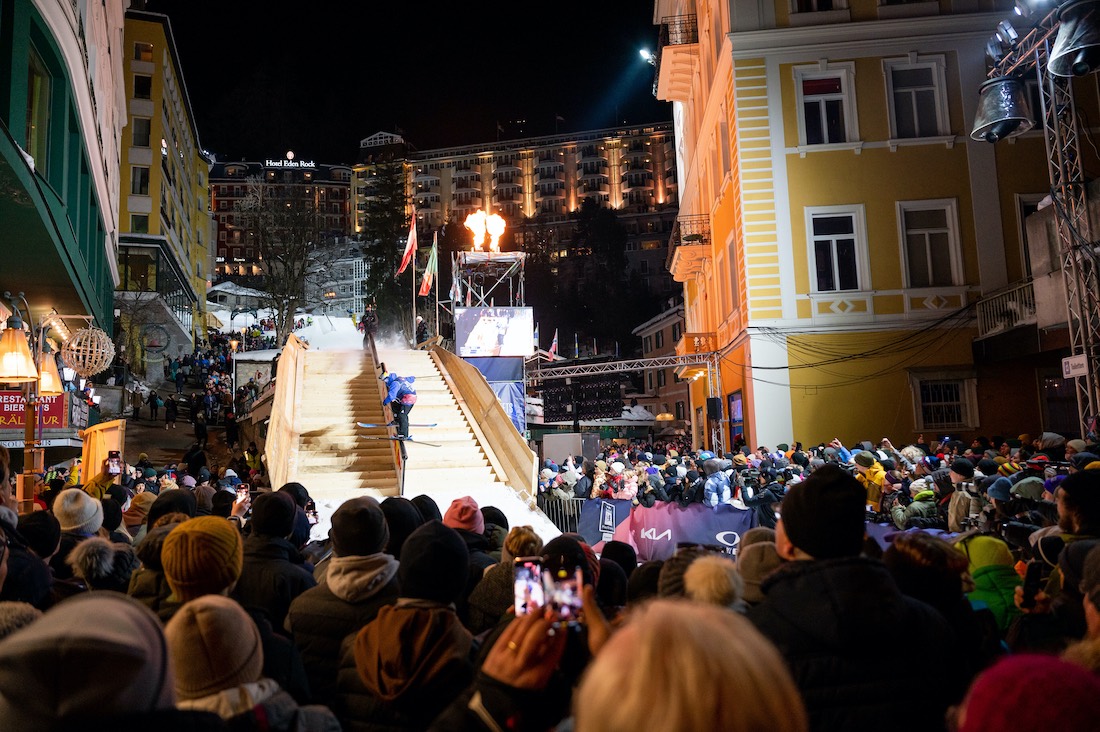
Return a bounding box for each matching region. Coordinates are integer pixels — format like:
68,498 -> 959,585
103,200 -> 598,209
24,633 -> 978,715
38,349 -> 64,396
0,316 -> 38,383
971,77 -> 1034,143
60,326 -> 116,378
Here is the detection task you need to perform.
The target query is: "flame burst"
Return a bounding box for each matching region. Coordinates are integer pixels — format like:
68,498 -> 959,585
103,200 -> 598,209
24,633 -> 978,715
463,209 -> 506,252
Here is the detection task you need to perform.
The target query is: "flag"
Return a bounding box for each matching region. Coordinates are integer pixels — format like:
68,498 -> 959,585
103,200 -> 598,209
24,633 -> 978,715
533,323 -> 540,352
574,332 -> 579,358
418,234 -> 438,296
549,329 -> 559,359
450,275 -> 461,304
397,216 -> 417,276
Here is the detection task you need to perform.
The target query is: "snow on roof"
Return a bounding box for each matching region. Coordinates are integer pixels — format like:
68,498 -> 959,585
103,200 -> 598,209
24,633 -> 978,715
207,281 -> 268,298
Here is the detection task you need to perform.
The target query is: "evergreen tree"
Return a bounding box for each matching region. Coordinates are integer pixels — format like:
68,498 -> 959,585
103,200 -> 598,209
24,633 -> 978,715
359,159 -> 411,335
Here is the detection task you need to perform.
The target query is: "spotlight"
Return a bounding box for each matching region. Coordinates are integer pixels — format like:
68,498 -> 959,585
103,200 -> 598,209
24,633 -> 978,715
987,38 -> 1005,63
971,76 -> 1035,143
1015,0 -> 1029,16
640,49 -> 656,66
1050,0 -> 1100,76
997,20 -> 1020,45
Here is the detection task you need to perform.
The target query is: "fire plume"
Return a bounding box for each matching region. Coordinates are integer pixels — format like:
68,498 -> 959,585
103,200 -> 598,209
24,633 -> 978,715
463,209 -> 505,252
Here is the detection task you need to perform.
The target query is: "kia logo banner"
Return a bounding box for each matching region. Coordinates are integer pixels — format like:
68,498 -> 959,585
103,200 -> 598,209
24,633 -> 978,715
577,499 -> 758,561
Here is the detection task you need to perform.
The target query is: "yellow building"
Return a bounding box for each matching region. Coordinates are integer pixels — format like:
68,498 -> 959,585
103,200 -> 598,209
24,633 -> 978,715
116,9 -> 214,375
652,0 -> 1093,450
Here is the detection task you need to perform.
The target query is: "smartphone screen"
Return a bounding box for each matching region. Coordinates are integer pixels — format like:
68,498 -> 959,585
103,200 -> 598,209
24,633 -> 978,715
106,450 -> 122,476
513,557 -> 544,616
543,566 -> 584,626
236,486 -> 249,502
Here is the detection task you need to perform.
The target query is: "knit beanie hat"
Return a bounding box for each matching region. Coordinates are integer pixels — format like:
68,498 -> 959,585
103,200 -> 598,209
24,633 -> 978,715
976,458 -> 999,477
249,491 -> 297,537
736,541 -> 783,604
779,464 -> 866,559
161,516 -> 244,601
481,505 -> 508,531
165,595 -> 264,700
379,497 -> 424,560
100,497 -> 124,532
1067,438 -> 1088,454
957,535 -> 1014,574
330,496 -> 390,557
740,526 -> 777,548
0,601 -> 42,641
596,557 -> 628,608
853,451 -> 876,468
67,537 -> 139,593
600,540 -> 638,580
443,496 -> 484,534
958,654 -> 1100,732
950,458 -> 976,480
17,511 -> 61,560
410,494 -> 442,522
398,520 -> 469,603
145,490 -> 196,531
53,488 -> 104,534
181,475 -> 197,488
998,461 -> 1021,477
543,534 -> 595,587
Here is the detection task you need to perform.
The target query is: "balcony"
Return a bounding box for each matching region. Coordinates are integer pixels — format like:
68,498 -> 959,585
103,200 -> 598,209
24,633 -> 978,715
654,15 -> 698,102
675,332 -> 717,356
667,214 -> 709,282
976,280 -> 1037,339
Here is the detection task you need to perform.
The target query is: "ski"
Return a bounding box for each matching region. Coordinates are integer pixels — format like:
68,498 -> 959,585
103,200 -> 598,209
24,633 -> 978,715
359,435 -> 441,448
356,421 -> 438,429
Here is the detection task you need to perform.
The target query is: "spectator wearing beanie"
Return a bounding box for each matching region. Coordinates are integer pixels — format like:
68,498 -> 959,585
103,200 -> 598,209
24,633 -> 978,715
410,494 -> 442,523
67,537 -> 139,593
852,450 -> 887,508
231,491 -> 316,632
947,457 -> 982,533
0,593 -> 224,729
134,489 -> 197,547
122,491 -> 157,537
127,521 -> 188,621
0,601 -> 41,640
101,497 -> 132,545
334,520 -> 474,732
49,488 -> 104,581
481,505 -> 509,562
626,559 -> 664,605
442,495 -> 495,622
682,553 -> 744,611
159,514 -> 312,705
467,525 -> 544,635
286,497 -> 400,707
955,654 -> 1100,732
955,534 -> 1021,634
600,539 -> 638,580
736,541 -> 783,606
378,496 -> 425,561
167,595 -> 340,730
748,464 -> 961,732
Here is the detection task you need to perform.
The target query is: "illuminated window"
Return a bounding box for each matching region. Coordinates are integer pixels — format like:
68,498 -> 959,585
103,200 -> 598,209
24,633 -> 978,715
26,46 -> 51,170
134,42 -> 153,62
793,63 -> 857,146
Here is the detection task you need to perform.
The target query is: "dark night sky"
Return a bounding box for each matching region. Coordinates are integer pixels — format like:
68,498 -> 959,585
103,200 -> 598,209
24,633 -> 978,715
141,1 -> 672,165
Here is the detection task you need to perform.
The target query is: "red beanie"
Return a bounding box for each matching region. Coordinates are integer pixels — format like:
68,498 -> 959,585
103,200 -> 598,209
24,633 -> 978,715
443,496 -> 484,534
959,654 -> 1100,732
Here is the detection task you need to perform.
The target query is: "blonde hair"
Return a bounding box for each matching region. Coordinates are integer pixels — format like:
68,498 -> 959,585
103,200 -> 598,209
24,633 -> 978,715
502,525 -> 543,565
574,599 -> 807,732
683,553 -> 744,608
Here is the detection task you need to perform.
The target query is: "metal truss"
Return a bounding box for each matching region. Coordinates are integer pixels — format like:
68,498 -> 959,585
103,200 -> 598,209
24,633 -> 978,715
994,11 -> 1100,439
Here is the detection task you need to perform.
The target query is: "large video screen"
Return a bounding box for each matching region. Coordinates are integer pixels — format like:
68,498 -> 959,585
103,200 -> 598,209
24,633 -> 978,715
455,307 -> 535,358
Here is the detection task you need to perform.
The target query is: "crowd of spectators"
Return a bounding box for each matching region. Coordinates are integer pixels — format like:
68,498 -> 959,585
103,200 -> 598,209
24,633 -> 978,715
0,428 -> 1099,730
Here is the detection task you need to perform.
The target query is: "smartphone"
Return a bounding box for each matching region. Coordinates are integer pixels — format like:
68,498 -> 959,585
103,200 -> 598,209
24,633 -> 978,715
1021,561 -> 1044,609
513,556 -> 544,616
236,485 -> 249,502
305,498 -> 319,525
543,565 -> 584,626
106,450 -> 122,476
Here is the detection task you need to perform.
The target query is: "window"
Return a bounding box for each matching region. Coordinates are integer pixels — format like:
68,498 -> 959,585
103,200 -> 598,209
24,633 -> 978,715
884,57 -> 948,139
130,214 -> 149,233
134,75 -> 152,99
1017,195 -> 1045,278
910,370 -> 978,430
898,199 -> 961,288
672,323 -> 682,342
794,64 -> 857,146
26,46 -> 51,170
132,117 -> 151,147
131,166 -> 150,195
643,335 -> 653,352
657,370 -> 667,387
807,207 -> 866,292
655,331 -> 664,348
134,42 -> 153,62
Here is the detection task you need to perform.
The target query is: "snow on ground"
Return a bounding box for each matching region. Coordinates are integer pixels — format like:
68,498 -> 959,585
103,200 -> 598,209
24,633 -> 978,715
208,307 -> 414,353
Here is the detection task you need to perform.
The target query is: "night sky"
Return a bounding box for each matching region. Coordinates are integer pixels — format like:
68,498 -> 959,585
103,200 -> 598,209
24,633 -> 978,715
141,0 -> 673,165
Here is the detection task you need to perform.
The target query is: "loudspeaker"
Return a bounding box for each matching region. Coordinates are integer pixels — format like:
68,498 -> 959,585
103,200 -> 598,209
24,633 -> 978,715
706,397 -> 722,419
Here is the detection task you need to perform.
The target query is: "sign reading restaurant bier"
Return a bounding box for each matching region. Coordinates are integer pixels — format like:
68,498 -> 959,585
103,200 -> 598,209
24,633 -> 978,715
0,391 -> 68,430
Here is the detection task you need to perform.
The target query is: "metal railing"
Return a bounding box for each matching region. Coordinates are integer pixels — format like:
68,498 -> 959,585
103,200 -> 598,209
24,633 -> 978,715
665,214 -> 710,270
676,332 -> 718,356
976,280 -> 1037,338
541,497 -> 586,534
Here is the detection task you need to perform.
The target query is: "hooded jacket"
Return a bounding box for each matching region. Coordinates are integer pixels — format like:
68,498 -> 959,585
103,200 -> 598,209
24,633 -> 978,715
382,374 -> 416,407
335,601 -> 474,732
856,461 -> 887,507
232,535 -> 317,632
703,471 -> 732,509
891,489 -> 938,530
179,677 -> 340,731
748,557 -> 962,732
286,553 -> 399,707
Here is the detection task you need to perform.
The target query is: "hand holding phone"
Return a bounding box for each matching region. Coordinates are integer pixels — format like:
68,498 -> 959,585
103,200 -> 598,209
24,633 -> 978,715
514,557 -> 545,616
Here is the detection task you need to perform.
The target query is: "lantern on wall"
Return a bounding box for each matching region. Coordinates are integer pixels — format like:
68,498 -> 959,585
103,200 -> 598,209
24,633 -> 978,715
60,326 -> 116,377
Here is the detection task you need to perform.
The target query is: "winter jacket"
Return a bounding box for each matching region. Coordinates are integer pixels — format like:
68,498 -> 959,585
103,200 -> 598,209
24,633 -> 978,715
286,553 -> 400,707
179,678 -> 340,732
857,462 -> 887,507
891,490 -> 938,530
947,483 -> 984,533
452,529 -> 496,627
968,563 -> 1023,634
382,374 -> 417,407
748,557 -> 963,732
703,472 -> 732,509
465,561 -> 513,636
334,601 -> 475,732
232,535 -> 318,632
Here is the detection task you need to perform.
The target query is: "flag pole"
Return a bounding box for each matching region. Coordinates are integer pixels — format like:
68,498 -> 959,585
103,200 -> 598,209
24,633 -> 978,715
434,230 -> 440,340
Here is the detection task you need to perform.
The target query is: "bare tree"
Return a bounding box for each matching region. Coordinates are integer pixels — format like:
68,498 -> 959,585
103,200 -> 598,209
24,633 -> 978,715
235,176 -> 337,347
112,290 -> 162,379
